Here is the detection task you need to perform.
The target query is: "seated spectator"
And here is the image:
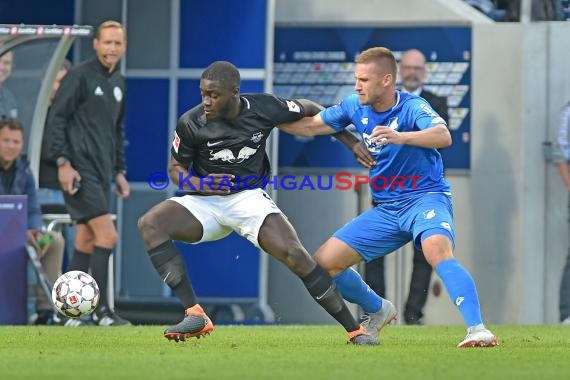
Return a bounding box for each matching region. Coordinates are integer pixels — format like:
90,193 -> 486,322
0,117 -> 65,325
0,51 -> 18,119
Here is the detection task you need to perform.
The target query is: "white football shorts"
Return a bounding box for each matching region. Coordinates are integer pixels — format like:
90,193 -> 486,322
167,188 -> 282,247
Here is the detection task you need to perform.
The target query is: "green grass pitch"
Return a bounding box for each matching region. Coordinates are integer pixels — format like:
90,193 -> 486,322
1,325 -> 569,380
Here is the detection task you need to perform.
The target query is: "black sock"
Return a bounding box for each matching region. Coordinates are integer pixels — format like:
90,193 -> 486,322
302,265 -> 360,332
67,249 -> 91,273
149,240 -> 197,309
91,246 -> 112,310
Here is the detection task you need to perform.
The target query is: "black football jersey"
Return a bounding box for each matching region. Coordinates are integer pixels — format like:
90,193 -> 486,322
171,93 -> 305,193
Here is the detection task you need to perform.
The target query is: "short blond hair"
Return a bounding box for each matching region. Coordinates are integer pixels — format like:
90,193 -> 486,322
95,20 -> 126,41
355,47 -> 397,77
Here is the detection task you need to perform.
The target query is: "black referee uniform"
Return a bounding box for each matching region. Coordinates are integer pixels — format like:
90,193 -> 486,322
45,57 -> 126,223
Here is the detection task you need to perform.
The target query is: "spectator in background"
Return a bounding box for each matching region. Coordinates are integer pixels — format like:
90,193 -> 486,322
0,51 -> 18,119
0,117 -> 65,325
45,21 -> 131,326
399,50 -> 449,126
552,100 -> 570,325
531,0 -> 565,19
364,48 -> 449,325
500,0 -> 565,21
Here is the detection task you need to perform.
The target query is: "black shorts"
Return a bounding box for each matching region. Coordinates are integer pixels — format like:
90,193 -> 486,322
63,177 -> 111,224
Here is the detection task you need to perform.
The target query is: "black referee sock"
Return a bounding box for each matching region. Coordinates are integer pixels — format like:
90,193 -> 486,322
67,249 -> 91,273
149,240 -> 198,309
302,265 -> 360,332
91,246 -> 112,310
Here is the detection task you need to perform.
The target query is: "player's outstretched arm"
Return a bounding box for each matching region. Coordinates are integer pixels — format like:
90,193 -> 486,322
370,124 -> 451,149
296,98 -> 324,117
278,113 -> 336,137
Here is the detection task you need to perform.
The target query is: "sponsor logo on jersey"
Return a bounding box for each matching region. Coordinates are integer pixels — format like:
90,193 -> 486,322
206,140 -> 223,147
94,86 -> 104,96
362,132 -> 381,153
208,146 -> 259,163
209,149 -> 236,162
236,146 -> 258,162
172,131 -> 180,153
286,100 -> 300,113
360,118 -> 398,154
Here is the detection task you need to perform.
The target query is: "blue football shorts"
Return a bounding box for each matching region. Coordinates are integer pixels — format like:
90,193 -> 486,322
333,192 -> 455,262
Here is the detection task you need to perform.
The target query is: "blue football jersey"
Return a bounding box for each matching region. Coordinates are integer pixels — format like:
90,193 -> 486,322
321,91 -> 451,202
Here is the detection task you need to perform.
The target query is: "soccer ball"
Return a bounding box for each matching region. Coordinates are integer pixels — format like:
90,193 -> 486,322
52,271 -> 100,318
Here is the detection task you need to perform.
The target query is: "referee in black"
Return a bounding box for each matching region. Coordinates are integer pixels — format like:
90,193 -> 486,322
45,20 -> 130,326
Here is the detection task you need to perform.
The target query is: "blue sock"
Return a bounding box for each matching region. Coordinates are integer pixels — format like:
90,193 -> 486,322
435,258 -> 482,327
333,267 -> 382,313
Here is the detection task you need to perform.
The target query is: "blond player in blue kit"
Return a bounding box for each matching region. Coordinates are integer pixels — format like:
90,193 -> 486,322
280,47 -> 497,348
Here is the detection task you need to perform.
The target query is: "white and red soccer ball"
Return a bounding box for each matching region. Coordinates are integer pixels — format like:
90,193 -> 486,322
52,271 -> 100,318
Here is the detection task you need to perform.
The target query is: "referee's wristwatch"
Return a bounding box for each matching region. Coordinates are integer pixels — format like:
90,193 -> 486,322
56,157 -> 69,167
